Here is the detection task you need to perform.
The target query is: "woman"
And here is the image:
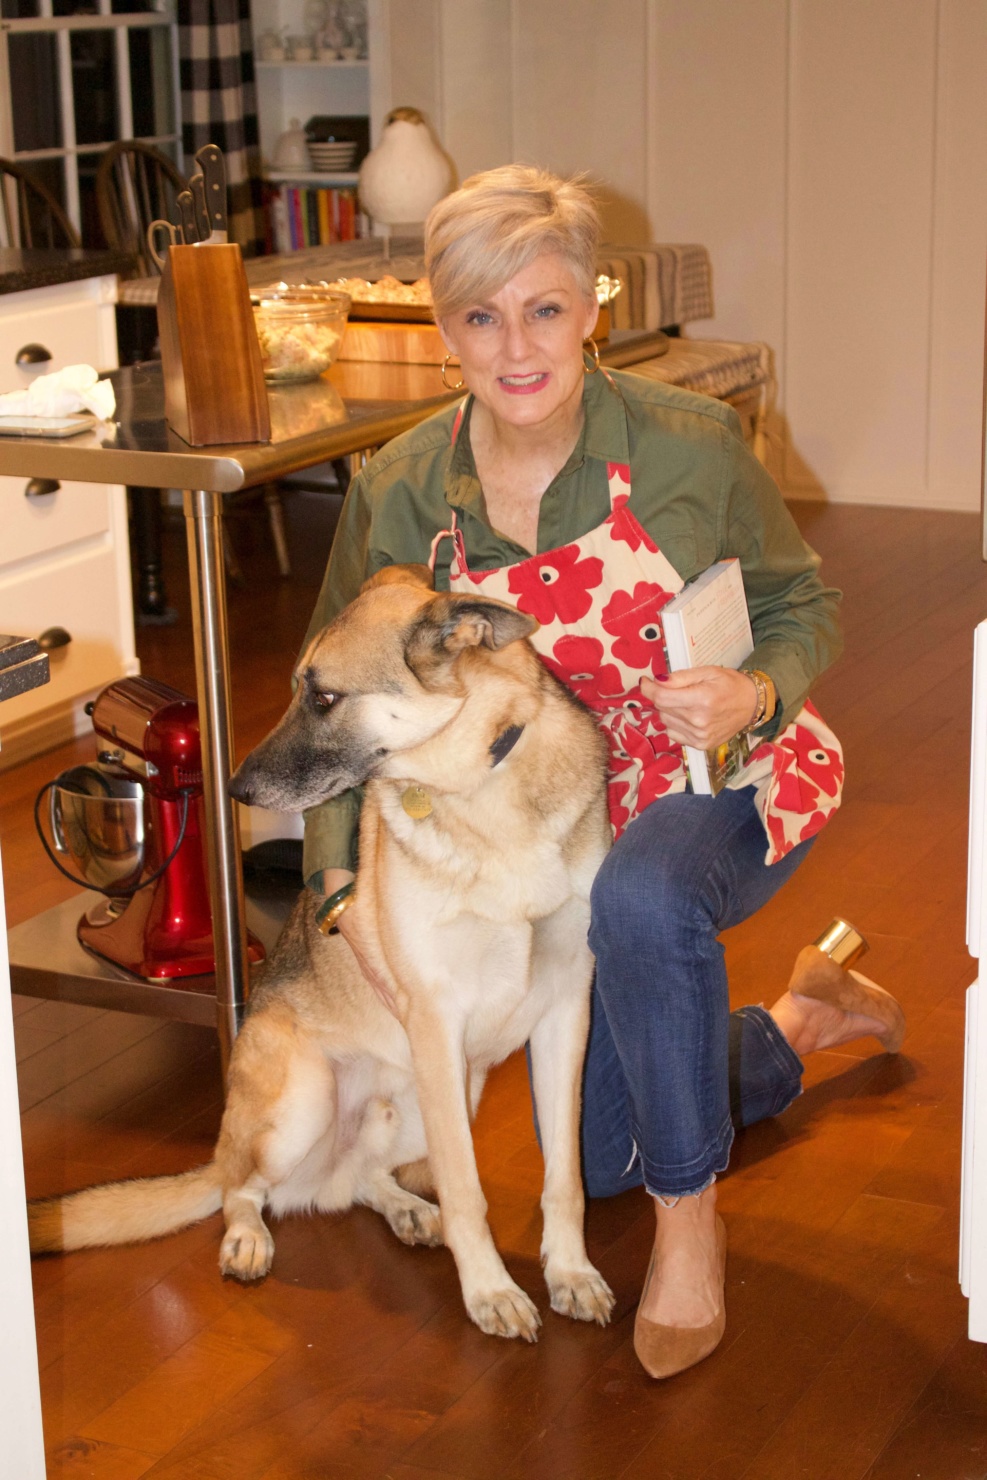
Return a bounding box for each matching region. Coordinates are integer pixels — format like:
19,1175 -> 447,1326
300,165 -> 905,1378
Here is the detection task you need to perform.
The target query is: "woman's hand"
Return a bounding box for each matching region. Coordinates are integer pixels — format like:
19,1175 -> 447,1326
321,869 -> 399,1015
642,667 -> 760,750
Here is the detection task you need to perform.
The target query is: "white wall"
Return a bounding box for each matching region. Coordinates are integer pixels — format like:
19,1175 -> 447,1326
376,0 -> 987,512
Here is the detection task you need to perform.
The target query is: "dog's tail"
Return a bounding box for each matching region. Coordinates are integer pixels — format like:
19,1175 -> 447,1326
28,1164 -> 223,1254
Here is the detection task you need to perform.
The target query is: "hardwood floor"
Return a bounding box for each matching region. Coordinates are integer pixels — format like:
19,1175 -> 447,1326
2,491 -> 986,1479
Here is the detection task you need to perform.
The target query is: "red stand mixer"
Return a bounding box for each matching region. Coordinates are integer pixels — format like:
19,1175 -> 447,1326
40,675 -> 265,981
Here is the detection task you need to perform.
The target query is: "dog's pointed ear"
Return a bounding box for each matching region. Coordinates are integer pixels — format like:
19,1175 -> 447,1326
436,594 -> 538,653
361,562 -> 435,594
405,594 -> 538,685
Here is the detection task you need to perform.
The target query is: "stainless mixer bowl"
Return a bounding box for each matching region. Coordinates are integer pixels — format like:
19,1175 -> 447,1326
49,772 -> 146,892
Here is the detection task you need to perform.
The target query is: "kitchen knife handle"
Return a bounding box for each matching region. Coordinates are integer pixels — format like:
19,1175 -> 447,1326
176,190 -> 198,243
189,173 -> 212,243
195,144 -> 228,239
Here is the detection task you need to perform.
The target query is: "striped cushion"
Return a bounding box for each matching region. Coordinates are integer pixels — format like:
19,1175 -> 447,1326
597,244 -> 713,331
116,277 -> 161,307
628,338 -> 770,402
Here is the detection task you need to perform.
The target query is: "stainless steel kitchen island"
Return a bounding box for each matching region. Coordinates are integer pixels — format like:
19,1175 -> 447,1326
1,331 -> 669,1074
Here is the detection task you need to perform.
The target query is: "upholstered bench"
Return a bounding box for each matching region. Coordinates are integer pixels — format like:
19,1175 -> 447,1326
625,337 -> 773,464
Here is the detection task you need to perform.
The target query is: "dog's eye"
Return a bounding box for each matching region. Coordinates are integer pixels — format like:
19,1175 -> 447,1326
313,691 -> 338,711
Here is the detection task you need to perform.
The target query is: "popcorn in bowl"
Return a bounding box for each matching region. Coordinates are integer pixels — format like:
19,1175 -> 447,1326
252,283 -> 351,382
329,274 -> 434,307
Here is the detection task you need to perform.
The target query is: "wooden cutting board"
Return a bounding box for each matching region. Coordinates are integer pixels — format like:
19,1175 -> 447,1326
338,321 -> 447,364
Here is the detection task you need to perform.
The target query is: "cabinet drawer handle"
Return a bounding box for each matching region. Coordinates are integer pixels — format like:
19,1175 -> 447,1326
38,626 -> 72,652
16,343 -> 53,366
25,478 -> 60,499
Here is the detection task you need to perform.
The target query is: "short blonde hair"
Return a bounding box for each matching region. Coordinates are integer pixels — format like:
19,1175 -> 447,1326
425,164 -> 600,321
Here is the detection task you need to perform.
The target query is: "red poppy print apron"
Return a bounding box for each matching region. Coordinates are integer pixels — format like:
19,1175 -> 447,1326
429,398 -> 843,864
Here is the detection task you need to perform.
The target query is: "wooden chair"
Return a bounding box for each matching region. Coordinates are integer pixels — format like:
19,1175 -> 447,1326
0,157 -> 80,249
95,140 -> 187,287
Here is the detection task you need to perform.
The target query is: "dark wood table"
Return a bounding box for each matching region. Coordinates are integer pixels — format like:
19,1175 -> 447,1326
2,330 -> 669,1072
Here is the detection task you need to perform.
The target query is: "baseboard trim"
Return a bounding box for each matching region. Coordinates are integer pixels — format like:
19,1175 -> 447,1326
0,692 -> 97,772
782,481 -> 981,513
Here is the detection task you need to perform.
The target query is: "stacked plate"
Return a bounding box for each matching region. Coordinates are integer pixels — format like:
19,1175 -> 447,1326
307,140 -> 357,172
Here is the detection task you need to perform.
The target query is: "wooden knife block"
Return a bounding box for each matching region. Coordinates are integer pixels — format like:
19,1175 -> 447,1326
156,243 -> 270,446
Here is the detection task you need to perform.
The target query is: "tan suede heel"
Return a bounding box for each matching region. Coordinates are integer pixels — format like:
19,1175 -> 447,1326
788,945 -> 906,1052
633,1214 -> 727,1380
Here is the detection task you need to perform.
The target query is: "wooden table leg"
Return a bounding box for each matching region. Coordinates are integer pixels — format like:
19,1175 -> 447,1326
183,487 -> 249,1078
348,447 -> 378,482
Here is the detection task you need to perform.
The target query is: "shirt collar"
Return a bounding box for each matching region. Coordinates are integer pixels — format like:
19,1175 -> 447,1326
444,368 -> 629,510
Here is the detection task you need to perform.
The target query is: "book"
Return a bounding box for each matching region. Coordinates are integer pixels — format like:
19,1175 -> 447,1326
318,188 -> 332,245
263,184 -> 366,251
660,558 -> 754,796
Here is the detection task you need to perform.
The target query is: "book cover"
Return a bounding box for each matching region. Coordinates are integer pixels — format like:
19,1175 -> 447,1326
661,558 -> 755,796
285,188 -> 297,251
318,189 -> 331,245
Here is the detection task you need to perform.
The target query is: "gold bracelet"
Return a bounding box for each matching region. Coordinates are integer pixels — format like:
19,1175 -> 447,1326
739,668 -> 776,735
316,882 -> 355,936
753,669 -> 777,724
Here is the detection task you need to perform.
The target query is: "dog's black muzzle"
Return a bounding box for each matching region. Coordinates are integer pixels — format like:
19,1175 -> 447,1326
228,701 -> 374,814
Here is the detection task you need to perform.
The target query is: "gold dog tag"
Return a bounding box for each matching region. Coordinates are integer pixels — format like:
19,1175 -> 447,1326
401,784 -> 433,820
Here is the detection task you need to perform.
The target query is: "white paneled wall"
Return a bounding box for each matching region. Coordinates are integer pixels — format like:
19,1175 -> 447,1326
511,0 -> 652,243
376,0 -> 987,512
928,0 -> 987,515
785,1 -> 939,504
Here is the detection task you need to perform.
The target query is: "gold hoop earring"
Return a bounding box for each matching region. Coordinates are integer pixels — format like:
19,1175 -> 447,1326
441,355 -> 466,391
583,338 -> 601,374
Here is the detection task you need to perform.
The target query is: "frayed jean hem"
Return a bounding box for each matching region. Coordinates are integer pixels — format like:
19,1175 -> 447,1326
640,1112 -> 735,1203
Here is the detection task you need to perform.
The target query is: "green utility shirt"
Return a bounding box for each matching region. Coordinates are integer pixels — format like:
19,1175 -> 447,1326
300,367 -> 843,883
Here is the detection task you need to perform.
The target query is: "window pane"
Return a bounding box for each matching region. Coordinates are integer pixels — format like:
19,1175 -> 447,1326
129,26 -> 176,139
9,34 -> 62,151
71,28 -> 119,145
54,0 -> 102,13
113,0 -> 157,12
1,0 -> 40,18
1,159 -> 70,247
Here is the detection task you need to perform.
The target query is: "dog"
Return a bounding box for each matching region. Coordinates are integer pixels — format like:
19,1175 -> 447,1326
29,563 -> 615,1341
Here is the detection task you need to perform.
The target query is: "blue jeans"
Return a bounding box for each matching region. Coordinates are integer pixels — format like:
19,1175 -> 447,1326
582,786 -> 809,1200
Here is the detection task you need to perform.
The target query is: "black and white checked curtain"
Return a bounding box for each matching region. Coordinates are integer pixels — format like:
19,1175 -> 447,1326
178,0 -> 265,256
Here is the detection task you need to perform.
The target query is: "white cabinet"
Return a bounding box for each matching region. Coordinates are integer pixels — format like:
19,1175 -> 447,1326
0,832 -> 46,1479
0,274 -> 138,768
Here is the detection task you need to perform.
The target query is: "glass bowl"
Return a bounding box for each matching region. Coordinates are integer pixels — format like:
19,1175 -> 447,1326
252,284 -> 351,382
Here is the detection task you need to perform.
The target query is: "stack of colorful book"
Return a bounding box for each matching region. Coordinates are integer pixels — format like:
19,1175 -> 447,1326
266,186 -> 365,252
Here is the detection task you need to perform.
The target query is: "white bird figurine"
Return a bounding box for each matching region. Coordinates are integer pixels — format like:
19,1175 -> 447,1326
358,106 -> 451,231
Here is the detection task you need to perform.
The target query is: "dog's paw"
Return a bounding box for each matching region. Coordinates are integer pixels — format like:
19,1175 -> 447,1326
466,1282 -> 542,1342
546,1265 -> 615,1326
219,1223 -> 274,1281
387,1196 -> 443,1247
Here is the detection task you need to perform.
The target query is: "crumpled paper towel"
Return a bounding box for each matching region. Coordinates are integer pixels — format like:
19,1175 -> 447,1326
0,364 -> 116,420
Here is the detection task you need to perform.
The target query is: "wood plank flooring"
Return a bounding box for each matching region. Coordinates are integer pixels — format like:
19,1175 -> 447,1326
2,490 -> 986,1479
